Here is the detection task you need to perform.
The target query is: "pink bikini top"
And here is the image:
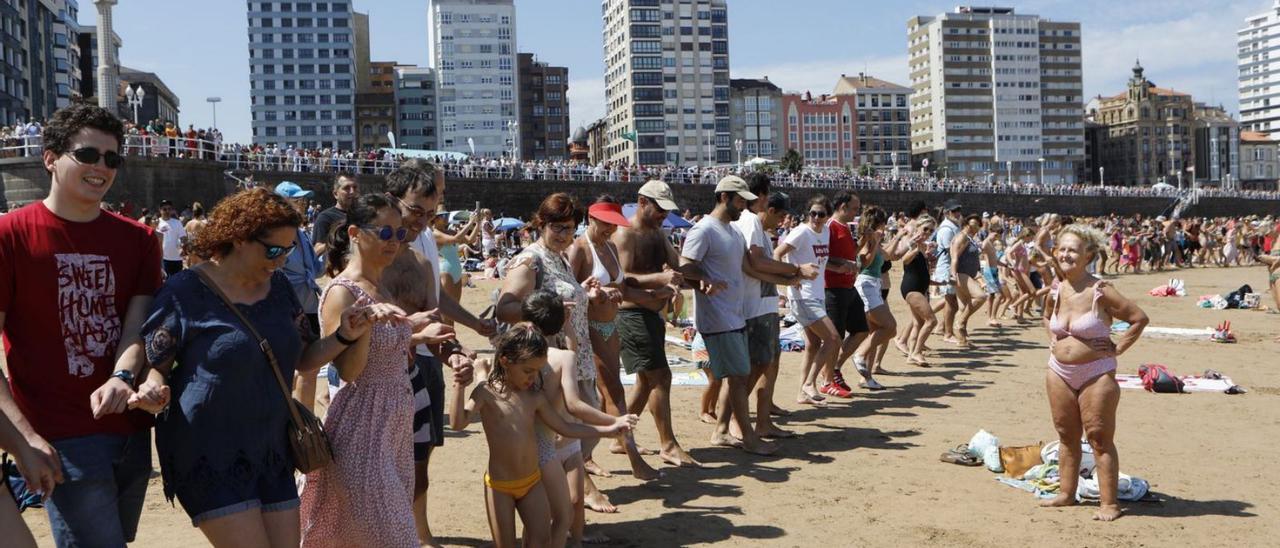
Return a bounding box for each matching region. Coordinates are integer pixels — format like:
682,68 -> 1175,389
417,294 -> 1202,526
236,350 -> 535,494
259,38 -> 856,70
1048,281 -> 1109,340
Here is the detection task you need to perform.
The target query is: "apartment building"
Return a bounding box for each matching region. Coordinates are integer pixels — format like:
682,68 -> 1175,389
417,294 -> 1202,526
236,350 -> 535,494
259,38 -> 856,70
834,73 -> 912,170
429,0 -> 518,157
729,77 -> 782,161
517,52 -> 569,161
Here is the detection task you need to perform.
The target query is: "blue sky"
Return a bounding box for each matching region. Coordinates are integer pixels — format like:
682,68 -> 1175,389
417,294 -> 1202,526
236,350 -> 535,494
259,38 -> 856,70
82,0 -> 1266,145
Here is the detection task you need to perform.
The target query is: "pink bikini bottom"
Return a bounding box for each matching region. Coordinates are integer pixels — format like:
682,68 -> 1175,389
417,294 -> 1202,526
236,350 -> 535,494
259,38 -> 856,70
1048,354 -> 1117,390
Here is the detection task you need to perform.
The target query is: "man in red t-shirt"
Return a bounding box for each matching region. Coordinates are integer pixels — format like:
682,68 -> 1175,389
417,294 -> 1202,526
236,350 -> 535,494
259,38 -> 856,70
821,191 -> 869,397
0,103 -> 162,546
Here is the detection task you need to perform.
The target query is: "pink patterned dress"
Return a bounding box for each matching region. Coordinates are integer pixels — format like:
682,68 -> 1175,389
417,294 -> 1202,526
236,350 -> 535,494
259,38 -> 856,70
300,277 -> 417,547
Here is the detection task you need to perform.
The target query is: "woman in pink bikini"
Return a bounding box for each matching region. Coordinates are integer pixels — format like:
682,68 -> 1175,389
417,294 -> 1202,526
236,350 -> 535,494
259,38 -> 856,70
1041,224 -> 1147,522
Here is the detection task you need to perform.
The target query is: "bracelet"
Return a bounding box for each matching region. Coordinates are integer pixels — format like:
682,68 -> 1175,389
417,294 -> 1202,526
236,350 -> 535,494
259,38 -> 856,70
333,329 -> 357,346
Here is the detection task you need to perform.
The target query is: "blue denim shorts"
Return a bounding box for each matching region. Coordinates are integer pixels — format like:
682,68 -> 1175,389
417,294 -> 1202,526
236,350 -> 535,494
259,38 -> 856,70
45,431 -> 151,547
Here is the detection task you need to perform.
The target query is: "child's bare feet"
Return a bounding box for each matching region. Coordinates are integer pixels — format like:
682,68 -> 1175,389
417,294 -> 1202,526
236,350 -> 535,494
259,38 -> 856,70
584,489 -> 618,514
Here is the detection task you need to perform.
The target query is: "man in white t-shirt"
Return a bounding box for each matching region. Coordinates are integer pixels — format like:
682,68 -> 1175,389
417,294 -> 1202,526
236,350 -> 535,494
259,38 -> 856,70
155,199 -> 186,276
680,176 -> 797,456
730,173 -> 815,439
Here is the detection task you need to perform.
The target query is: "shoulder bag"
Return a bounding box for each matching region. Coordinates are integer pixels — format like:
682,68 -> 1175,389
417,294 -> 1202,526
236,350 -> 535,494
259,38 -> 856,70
194,268 -> 334,473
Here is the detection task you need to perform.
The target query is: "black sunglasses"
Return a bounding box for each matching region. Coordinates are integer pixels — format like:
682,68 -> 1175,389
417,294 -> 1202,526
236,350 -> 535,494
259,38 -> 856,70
68,147 -> 125,169
255,239 -> 296,260
808,209 -> 830,219
361,224 -> 409,242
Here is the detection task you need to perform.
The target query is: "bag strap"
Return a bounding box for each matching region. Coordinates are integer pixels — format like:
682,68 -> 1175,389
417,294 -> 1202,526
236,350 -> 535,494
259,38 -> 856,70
193,268 -> 308,432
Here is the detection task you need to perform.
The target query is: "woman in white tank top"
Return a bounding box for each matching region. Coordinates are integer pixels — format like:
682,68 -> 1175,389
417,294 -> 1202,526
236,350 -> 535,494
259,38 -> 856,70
567,198 -> 662,481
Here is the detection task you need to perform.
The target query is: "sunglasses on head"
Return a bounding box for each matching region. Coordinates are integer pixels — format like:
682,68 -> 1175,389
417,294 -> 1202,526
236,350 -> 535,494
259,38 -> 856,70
255,238 -> 296,260
361,224 -> 409,242
68,147 -> 125,169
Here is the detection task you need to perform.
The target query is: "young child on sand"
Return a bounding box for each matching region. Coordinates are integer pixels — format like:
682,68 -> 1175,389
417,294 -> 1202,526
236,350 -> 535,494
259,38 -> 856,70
521,290 -> 636,546
450,322 -> 636,548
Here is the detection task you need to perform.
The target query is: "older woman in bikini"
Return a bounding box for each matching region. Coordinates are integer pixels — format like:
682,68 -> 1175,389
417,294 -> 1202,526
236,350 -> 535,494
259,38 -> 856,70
1040,224 -> 1148,522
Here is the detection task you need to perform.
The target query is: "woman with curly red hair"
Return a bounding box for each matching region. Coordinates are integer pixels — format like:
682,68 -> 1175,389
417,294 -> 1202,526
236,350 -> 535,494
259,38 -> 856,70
126,188 -> 395,547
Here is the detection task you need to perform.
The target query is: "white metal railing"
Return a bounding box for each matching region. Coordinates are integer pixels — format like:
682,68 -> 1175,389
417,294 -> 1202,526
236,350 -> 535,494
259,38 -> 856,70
2,133 -> 1278,201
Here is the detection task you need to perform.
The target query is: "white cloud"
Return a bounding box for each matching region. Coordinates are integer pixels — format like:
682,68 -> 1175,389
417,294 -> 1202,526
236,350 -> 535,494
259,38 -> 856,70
733,55 -> 911,96
568,76 -> 605,131
1082,4 -> 1257,111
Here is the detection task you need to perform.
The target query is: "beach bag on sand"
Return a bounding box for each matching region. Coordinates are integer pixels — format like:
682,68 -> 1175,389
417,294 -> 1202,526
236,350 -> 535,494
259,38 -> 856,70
999,444 -> 1044,479
1139,364 -> 1185,394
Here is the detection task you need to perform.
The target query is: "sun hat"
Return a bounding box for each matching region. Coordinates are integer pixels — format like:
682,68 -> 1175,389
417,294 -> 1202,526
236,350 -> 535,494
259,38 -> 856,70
274,181 -> 313,199
588,202 -> 631,227
638,179 -> 678,211
714,175 -> 757,201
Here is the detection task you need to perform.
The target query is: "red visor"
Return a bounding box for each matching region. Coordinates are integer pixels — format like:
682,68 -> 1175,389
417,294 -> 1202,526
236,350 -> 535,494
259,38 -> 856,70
588,203 -> 631,227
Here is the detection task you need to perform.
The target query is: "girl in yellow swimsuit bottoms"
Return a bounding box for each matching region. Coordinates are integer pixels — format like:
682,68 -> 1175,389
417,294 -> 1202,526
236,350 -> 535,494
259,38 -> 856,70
450,324 -> 636,546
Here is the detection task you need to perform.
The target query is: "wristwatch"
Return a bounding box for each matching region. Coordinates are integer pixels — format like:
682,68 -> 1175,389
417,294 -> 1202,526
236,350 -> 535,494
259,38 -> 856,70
111,370 -> 137,389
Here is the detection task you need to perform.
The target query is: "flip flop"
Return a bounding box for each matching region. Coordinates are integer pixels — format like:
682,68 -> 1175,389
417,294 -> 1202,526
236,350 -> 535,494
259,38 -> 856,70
939,445 -> 981,466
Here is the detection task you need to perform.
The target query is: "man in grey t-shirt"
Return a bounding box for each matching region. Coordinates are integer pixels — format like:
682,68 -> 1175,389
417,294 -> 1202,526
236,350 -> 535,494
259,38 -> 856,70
680,176 -> 794,456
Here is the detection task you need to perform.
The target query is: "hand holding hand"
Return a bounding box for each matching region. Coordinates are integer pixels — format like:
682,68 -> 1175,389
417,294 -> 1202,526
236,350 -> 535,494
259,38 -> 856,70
798,263 -> 820,280
415,322 -> 457,345
126,377 -> 171,414
609,414 -> 640,434
447,353 -> 475,386
338,305 -> 373,340
89,376 -> 135,419
474,318 -> 498,337
661,265 -> 683,287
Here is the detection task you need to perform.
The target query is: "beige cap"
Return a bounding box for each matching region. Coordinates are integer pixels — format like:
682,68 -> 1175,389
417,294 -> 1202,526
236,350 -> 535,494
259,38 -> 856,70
638,179 -> 678,211
714,175 -> 757,201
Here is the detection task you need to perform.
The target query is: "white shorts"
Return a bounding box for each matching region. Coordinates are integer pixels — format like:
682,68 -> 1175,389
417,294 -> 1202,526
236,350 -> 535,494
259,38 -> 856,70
790,297 -> 827,327
855,275 -> 885,311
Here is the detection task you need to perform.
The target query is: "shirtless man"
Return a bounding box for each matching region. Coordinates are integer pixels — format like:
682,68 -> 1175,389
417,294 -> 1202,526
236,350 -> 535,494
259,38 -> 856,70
379,163 -> 491,547
612,180 -> 698,467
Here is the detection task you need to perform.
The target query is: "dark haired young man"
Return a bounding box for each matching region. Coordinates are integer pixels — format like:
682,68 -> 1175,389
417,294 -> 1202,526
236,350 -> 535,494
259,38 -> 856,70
823,191 -> 868,397
0,103 -> 162,546
679,176 -> 798,457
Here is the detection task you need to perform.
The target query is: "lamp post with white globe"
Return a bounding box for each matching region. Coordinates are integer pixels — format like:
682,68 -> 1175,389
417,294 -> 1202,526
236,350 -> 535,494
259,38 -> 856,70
124,85 -> 145,125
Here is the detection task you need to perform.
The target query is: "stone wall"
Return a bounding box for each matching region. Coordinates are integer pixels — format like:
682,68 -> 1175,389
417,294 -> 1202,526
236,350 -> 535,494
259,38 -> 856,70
3,156 -> 1277,220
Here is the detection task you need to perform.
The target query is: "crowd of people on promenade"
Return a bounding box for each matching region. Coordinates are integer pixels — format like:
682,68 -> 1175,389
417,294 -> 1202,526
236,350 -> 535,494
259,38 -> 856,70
1,102 -> 1279,548
6,121 -> 1280,201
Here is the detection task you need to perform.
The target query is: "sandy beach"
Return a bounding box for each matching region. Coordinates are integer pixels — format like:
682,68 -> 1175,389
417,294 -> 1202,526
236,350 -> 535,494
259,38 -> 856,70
16,264 -> 1280,547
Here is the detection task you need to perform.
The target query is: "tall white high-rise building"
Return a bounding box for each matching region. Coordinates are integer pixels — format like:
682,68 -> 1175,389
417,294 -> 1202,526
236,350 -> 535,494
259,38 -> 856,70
429,0 -> 518,158
1239,1 -> 1280,132
601,0 -> 731,166
907,6 -> 1084,184
246,1 -> 358,150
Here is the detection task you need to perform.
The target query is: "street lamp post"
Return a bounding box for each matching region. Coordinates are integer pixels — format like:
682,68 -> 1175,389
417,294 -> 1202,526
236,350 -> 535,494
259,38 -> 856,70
1006,160 -> 1012,184
507,120 -> 519,160
734,138 -> 743,167
206,97 -> 222,129
1099,166 -> 1105,188
124,85 -> 144,125
1038,157 -> 1045,186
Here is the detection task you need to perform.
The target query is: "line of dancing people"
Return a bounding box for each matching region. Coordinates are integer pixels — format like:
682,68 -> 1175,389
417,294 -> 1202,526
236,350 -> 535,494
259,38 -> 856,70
2,102 -> 1270,547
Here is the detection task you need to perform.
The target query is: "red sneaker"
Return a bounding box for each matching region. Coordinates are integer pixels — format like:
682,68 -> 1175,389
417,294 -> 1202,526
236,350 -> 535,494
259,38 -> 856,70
820,382 -> 853,399
831,369 -> 854,393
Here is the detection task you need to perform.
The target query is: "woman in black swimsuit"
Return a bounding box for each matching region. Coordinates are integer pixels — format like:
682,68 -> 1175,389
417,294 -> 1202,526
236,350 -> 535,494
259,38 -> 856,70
892,215 -> 938,365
